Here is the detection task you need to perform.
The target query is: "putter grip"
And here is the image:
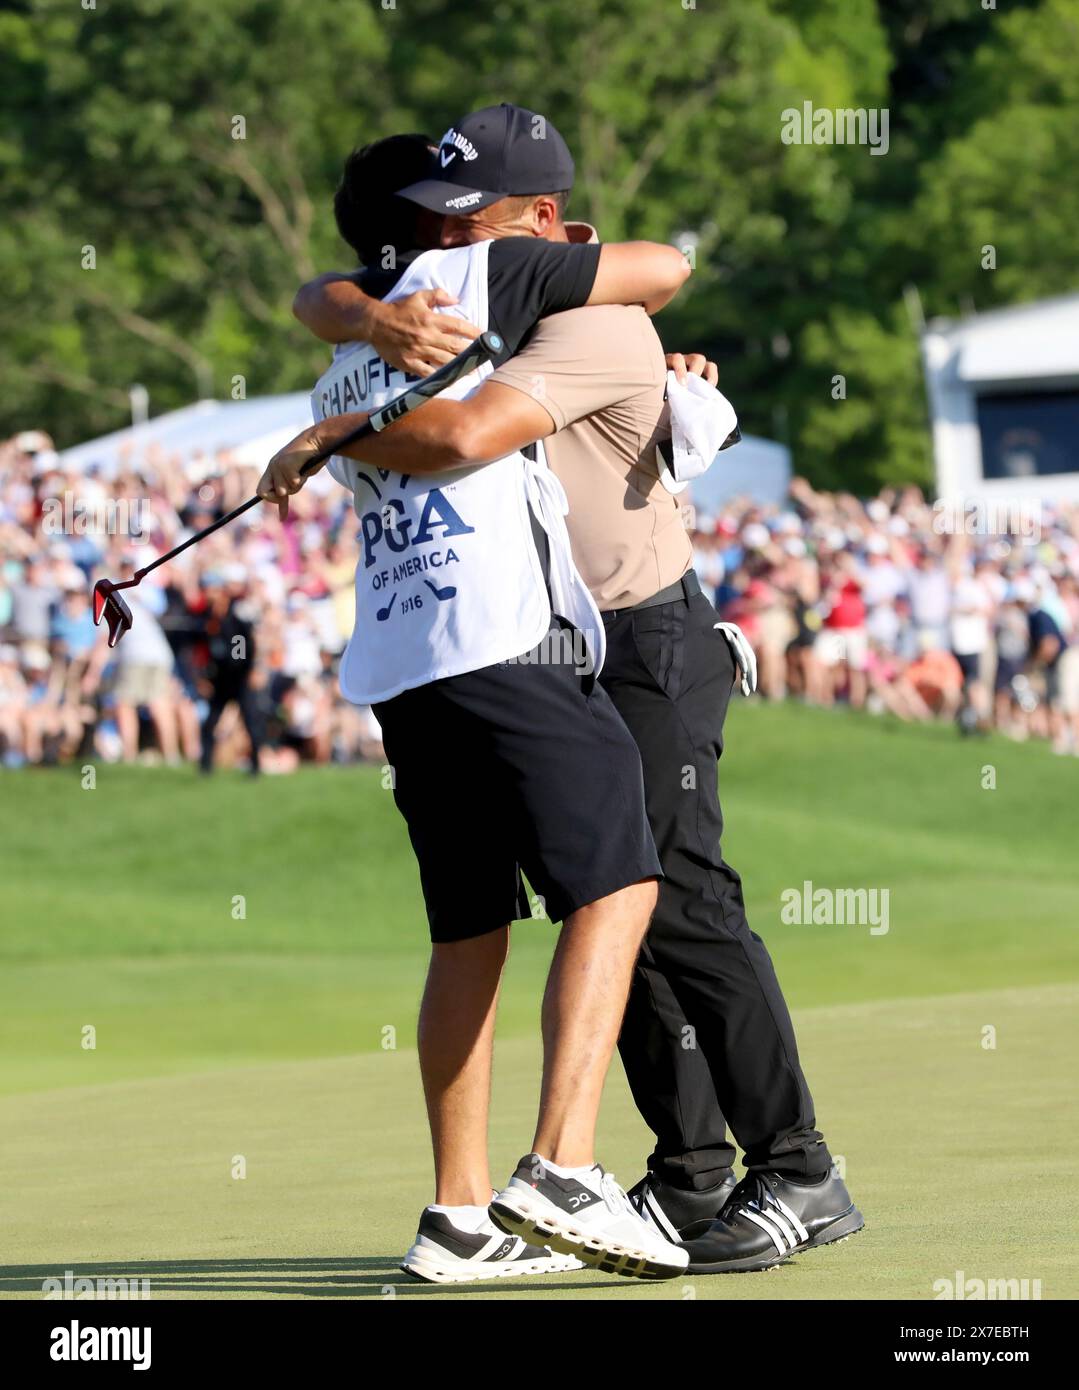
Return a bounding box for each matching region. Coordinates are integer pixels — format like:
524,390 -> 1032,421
369,329 -> 503,432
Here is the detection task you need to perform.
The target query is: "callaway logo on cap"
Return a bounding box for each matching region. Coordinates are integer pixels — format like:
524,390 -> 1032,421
399,103 -> 575,215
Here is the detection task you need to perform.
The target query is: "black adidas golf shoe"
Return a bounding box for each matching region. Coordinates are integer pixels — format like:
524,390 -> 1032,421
682,1163 -> 864,1274
627,1171 -> 737,1243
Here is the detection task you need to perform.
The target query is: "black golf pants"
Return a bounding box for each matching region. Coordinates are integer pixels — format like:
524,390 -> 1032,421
200,681 -> 263,773
600,583 -> 831,1189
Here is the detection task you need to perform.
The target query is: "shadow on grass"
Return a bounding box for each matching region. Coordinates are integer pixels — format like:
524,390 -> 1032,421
0,1257 -> 624,1298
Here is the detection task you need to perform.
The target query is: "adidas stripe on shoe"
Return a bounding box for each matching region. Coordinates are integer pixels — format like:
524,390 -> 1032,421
628,1171 -> 737,1243
682,1164 -> 864,1274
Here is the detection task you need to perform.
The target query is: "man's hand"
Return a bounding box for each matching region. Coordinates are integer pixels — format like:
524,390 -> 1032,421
666,352 -> 719,388
293,272 -> 482,374
369,289 -> 482,375
257,423 -> 338,520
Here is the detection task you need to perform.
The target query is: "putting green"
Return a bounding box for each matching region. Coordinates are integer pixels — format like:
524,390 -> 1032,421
0,982 -> 1074,1300
2,703 -> 1077,1298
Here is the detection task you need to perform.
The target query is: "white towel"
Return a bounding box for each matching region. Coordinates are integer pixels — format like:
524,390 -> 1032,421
659,371 -> 739,494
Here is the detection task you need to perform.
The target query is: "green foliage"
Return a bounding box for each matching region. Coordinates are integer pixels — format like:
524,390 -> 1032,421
799,305 -> 932,493
913,0 -> 1079,308
0,0 -> 1073,492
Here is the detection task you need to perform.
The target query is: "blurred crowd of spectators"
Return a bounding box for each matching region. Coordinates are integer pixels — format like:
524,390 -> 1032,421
0,429 -> 383,771
691,477 -> 1079,750
2,429 -> 1078,771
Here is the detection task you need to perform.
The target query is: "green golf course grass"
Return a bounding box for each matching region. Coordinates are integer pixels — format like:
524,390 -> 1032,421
2,701 -> 1077,1299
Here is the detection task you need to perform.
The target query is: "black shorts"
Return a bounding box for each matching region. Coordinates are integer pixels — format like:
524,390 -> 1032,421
953,650 -> 981,683
994,656 -> 1023,693
373,621 -> 662,943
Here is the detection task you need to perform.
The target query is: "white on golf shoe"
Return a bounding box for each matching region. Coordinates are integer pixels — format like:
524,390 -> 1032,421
490,1154 -> 690,1280
402,1203 -> 583,1284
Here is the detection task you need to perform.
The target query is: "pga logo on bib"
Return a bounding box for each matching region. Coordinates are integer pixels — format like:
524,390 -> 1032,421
358,487 -> 474,570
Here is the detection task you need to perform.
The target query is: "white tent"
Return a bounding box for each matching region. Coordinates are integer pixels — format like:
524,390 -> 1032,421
685,433 -> 792,514
58,393 -> 314,479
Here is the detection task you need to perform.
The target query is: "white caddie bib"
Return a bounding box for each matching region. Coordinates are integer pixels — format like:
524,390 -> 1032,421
310,241 -> 604,705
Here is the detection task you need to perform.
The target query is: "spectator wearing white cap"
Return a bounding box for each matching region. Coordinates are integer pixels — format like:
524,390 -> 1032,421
815,562 -> 868,708
860,533 -> 904,627
281,591 -> 323,678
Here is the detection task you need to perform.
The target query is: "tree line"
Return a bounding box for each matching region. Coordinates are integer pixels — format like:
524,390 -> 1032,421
1,0 -> 1073,492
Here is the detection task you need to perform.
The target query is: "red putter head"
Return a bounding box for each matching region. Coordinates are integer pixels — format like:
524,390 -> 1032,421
92,578 -> 134,648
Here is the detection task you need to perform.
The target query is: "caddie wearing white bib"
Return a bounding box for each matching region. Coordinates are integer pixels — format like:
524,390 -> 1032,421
311,235 -> 604,705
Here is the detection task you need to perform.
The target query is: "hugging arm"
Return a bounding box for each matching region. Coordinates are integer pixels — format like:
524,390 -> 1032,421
293,240 -> 690,362
588,242 -> 690,315
337,382 -> 554,473
257,381 -> 553,516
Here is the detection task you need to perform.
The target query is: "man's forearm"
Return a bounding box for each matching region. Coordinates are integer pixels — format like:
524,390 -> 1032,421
319,401 -> 495,475
293,273 -> 374,344
296,239 -> 690,351
317,380 -> 553,476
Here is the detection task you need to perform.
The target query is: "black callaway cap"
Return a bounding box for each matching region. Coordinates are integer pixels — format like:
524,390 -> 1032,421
398,103 -> 575,215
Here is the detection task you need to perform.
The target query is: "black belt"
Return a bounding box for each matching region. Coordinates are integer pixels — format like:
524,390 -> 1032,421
602,570 -> 700,624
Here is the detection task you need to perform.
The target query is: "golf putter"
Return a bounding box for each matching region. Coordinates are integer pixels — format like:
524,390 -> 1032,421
92,331 -> 503,647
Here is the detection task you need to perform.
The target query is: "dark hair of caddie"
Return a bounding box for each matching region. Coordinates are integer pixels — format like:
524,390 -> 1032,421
334,134 -> 435,266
